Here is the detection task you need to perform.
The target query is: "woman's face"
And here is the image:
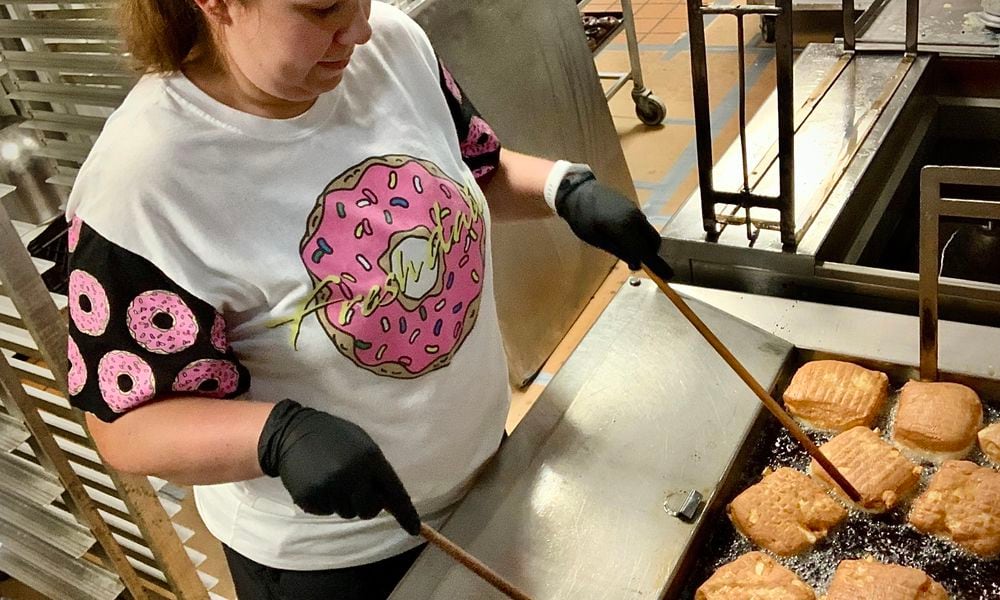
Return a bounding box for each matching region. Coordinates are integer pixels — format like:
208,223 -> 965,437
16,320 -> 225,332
219,0 -> 373,103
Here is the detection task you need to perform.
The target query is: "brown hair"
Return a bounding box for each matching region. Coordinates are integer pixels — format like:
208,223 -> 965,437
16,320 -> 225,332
118,0 -> 209,73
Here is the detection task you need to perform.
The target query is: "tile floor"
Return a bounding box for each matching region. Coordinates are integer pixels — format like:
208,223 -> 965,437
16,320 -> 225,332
0,2 -> 783,598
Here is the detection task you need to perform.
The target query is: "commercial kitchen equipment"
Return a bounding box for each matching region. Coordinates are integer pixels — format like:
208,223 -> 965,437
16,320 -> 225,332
386,3 -> 1000,597
663,0 -> 1000,326
388,276 -> 1000,598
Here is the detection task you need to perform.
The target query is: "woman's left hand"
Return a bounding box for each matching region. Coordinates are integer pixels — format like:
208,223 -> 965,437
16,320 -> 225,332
554,171 -> 674,280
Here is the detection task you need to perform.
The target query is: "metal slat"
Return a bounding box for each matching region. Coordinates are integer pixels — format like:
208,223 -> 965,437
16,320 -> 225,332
0,321 -> 40,358
18,119 -> 104,135
0,295 -> 24,327
34,138 -> 93,161
46,42 -> 121,54
62,73 -> 135,86
0,485 -> 95,557
3,49 -> 127,72
0,255 -> 57,277
33,7 -> 114,19
0,19 -> 117,38
22,382 -> 72,410
113,532 -> 209,571
0,410 -> 29,452
0,1 -> 116,4
17,442 -> 114,489
0,450 -> 63,504
3,352 -> 54,386
46,172 -> 77,186
36,407 -> 89,438
1,286 -> 67,312
8,82 -> 128,107
2,348 -> 55,376
0,531 -> 124,600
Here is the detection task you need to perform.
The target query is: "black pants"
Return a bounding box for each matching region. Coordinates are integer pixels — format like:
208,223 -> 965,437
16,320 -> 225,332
222,543 -> 425,600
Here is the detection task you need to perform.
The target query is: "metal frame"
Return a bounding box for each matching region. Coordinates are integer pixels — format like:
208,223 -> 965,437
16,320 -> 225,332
918,166 -> 1000,381
841,0 -> 915,53
0,201 -> 212,598
687,1 -> 797,247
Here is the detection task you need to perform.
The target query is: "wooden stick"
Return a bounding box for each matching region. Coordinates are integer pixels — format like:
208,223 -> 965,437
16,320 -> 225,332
420,524 -> 534,600
642,268 -> 863,503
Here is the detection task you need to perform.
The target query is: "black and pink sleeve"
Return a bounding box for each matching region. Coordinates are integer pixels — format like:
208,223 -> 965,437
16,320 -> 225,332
437,59 -> 502,181
66,218 -> 250,423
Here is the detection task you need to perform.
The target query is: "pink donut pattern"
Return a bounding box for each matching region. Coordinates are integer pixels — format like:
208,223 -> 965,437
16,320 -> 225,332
441,64 -> 462,103
437,60 -> 500,181
172,359 -> 241,398
65,222 -> 251,422
69,269 -> 111,336
67,216 -> 83,252
126,290 -> 198,354
97,350 -> 155,412
67,335 -> 87,396
300,155 -> 486,378
461,117 -> 500,179
210,313 -> 228,353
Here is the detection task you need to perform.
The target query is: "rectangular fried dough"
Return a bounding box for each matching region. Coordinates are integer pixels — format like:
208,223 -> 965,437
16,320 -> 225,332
892,381 -> 982,459
783,360 -> 888,433
728,467 -> 847,556
810,426 -> 921,512
695,551 -> 815,600
908,460 -> 1000,557
826,559 -> 949,600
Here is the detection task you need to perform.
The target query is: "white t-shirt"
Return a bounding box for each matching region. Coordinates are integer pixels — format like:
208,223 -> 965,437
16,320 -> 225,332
65,2 -> 510,569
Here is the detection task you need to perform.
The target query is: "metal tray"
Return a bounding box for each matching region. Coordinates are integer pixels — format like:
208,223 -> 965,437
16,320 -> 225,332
673,350 -> 1000,599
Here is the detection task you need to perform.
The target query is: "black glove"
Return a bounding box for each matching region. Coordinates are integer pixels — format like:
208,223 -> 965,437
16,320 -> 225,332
555,171 -> 674,281
257,399 -> 421,535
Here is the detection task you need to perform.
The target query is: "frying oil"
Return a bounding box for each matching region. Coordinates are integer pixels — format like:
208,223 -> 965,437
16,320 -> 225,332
680,384 -> 1000,599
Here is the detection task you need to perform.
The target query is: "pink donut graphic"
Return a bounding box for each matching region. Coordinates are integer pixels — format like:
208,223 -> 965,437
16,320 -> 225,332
172,359 -> 240,398
300,155 -> 486,378
126,290 -> 198,354
97,350 -> 155,412
67,336 -> 87,396
67,216 -> 83,252
210,313 -> 228,353
69,269 -> 110,336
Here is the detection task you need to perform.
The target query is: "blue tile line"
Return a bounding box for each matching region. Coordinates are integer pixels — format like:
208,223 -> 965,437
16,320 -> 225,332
637,45 -> 775,215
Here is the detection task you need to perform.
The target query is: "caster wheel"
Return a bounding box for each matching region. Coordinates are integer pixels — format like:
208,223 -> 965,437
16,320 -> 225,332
760,15 -> 776,43
634,93 -> 667,126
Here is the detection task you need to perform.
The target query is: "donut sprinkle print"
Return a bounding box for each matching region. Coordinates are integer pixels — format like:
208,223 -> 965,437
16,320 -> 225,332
289,155 -> 487,379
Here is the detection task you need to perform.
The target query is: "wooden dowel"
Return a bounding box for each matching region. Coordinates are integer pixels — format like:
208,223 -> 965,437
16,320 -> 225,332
642,268 -> 863,503
420,523 -> 534,600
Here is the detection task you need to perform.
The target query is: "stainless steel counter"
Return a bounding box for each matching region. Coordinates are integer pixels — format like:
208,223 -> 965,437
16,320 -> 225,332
856,0 -> 1000,55
391,281 -> 793,599
390,282 -> 1000,598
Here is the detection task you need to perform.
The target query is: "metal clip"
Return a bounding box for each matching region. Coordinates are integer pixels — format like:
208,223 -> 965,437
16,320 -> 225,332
744,205 -> 760,246
663,489 -> 704,522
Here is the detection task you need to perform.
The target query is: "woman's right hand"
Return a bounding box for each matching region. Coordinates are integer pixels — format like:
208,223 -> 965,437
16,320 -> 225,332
257,399 -> 421,535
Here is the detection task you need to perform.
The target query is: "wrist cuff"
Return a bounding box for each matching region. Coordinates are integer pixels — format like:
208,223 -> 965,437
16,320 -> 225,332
543,160 -> 592,212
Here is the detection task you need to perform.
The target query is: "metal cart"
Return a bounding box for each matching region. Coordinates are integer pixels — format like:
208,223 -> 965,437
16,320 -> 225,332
581,0 -> 668,125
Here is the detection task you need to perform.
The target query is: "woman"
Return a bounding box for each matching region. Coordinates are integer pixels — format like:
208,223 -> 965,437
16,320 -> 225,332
65,0 -> 672,597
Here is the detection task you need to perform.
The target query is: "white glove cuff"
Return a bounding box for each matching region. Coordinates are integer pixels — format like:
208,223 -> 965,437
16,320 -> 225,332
543,160 -> 593,212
